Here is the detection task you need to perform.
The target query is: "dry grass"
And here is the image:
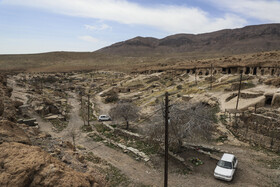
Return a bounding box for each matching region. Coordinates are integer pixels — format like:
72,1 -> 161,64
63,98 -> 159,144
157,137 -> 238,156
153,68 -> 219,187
0,50 -> 280,73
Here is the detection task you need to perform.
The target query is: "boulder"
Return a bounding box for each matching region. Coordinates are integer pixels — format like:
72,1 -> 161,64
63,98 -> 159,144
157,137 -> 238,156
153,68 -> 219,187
14,100 -> 24,109
22,118 -> 37,126
182,95 -> 193,101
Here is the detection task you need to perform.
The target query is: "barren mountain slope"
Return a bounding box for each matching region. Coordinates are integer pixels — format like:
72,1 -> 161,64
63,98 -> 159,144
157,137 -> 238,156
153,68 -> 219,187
0,24 -> 280,72
99,24 -> 280,56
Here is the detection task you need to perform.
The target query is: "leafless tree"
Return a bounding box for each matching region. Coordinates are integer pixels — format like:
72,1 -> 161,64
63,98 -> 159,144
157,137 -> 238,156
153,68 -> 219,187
68,128 -> 78,151
80,96 -> 87,126
109,101 -> 139,130
147,102 -> 216,152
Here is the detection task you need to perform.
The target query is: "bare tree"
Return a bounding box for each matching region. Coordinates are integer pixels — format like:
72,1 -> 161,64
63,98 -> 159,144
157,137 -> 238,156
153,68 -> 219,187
80,95 -> 88,126
68,128 -> 78,151
147,102 -> 216,152
109,101 -> 139,130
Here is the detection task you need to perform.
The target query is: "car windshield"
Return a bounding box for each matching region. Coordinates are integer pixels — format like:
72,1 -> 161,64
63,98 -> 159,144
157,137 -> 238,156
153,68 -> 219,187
217,160 -> 233,169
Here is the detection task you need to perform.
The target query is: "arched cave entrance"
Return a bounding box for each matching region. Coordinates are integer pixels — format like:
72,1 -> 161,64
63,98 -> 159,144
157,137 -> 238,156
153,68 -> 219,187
245,67 -> 250,74
253,67 -> 257,75
265,95 -> 273,106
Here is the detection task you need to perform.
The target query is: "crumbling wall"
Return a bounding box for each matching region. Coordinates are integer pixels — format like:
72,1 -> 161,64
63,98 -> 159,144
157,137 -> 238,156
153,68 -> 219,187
225,111 -> 280,152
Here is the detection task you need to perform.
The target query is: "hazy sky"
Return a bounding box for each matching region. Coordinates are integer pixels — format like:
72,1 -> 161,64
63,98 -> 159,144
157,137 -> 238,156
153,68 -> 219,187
0,0 -> 279,54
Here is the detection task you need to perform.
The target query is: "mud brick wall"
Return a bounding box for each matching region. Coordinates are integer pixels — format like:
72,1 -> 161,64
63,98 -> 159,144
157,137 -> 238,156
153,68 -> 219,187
227,113 -> 280,152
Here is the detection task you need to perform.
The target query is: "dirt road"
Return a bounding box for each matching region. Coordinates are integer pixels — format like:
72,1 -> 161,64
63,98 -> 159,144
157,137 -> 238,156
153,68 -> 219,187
8,76 -> 280,187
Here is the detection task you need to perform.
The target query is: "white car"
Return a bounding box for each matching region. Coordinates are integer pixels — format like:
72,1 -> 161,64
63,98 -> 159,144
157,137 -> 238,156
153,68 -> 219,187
214,153 -> 238,181
98,115 -> 111,121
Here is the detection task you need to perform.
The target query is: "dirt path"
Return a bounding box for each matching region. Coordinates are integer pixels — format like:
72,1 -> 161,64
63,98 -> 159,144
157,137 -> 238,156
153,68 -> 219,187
8,75 -> 280,187
38,92 -> 279,187
8,77 -> 29,104
212,83 -> 278,111
30,91 -> 192,186
58,92 -> 84,138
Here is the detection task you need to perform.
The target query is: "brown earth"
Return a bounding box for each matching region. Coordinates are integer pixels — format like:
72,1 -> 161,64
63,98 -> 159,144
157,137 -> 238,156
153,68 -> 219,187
99,24 -> 280,56
0,24 -> 280,73
5,70 -> 280,187
0,74 -> 101,187
0,142 -> 96,187
0,120 -> 31,144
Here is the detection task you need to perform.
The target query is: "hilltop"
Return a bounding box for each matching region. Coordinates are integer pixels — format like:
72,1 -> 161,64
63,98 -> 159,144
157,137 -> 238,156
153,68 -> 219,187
0,24 -> 280,72
99,24 -> 280,56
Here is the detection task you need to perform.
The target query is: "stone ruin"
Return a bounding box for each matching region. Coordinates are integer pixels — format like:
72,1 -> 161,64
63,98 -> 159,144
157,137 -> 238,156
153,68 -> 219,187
138,65 -> 280,77
224,108 -> 280,153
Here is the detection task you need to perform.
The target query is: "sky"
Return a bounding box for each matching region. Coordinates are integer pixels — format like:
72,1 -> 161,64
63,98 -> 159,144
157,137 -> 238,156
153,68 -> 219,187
0,0 -> 280,54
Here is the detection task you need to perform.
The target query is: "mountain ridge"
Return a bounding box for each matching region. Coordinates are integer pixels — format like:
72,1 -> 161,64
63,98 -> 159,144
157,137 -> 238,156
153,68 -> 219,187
1,23 -> 280,72
98,23 -> 280,56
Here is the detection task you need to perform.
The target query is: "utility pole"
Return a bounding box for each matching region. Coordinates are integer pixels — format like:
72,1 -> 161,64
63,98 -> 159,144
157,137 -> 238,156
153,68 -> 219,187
164,92 -> 169,187
88,94 -> 90,126
194,66 -> 197,85
80,94 -> 86,126
210,64 -> 213,90
235,71 -> 243,128
236,72 -> 243,110
40,77 -> 43,93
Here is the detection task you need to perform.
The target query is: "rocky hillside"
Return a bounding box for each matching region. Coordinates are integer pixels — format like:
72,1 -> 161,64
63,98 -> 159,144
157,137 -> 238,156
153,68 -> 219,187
0,74 -> 101,187
0,24 -> 280,72
99,24 -> 280,56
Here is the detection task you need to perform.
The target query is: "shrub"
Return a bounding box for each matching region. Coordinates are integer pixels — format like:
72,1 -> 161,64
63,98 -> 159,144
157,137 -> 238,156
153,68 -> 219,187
105,91 -> 119,103
176,85 -> 183,90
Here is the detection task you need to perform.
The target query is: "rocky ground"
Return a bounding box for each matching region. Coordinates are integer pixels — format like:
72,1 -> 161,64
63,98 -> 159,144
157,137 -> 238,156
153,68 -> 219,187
0,74 -> 103,187
1,71 -> 280,187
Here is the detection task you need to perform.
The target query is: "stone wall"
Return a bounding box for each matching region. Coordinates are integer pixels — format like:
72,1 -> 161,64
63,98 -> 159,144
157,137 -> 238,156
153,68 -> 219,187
225,111 -> 280,153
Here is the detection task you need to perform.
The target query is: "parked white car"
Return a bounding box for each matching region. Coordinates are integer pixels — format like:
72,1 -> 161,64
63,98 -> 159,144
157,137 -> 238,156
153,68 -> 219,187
214,153 -> 238,181
98,115 -> 111,121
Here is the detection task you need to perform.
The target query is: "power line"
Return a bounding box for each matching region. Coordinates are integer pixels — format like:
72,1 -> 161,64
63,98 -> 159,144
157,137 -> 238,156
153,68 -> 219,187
132,107 -> 163,125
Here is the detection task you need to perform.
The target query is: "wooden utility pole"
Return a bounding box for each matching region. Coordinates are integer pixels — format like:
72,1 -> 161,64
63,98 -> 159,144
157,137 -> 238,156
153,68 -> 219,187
235,72 -> 243,128
40,78 -> 43,93
195,67 -> 197,85
164,92 -> 169,187
80,95 -> 86,126
88,94 -> 90,126
236,72 -> 243,110
210,64 -> 213,90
